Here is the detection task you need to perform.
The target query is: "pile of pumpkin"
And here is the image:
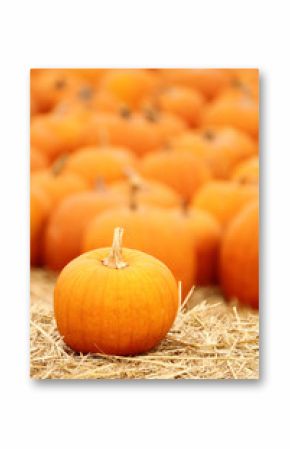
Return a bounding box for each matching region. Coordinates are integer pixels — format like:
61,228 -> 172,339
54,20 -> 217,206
31,69 -> 259,354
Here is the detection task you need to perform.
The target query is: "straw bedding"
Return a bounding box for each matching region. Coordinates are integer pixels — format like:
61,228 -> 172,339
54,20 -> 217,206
30,269 -> 259,380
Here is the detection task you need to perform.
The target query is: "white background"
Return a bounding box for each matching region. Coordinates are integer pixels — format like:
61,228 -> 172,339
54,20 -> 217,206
0,0 -> 289,447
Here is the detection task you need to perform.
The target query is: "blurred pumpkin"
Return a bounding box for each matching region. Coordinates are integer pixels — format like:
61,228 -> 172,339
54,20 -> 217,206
100,69 -> 159,109
140,148 -> 211,201
219,201 -> 259,308
151,85 -> 205,127
43,188 -> 126,270
62,145 -> 137,187
170,207 -> 222,285
82,205 -> 196,297
158,69 -> 231,99
82,111 -> 186,156
231,156 -> 259,184
202,84 -> 259,138
109,175 -> 182,209
30,110 -> 90,162
170,126 -> 258,180
31,157 -> 88,207
55,227 -> 179,355
192,180 -> 258,227
30,147 -> 49,172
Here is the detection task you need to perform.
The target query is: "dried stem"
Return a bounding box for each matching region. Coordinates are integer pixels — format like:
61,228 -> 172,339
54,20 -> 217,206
102,227 -> 128,269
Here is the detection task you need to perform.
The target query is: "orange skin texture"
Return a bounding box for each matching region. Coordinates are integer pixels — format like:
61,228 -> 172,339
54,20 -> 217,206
140,149 -> 211,201
43,190 -> 127,271
62,146 -> 137,187
31,169 -> 88,208
192,181 -> 258,228
54,247 -> 178,355
170,126 -> 258,180
109,178 -> 182,209
202,88 -> 259,138
30,111 -> 91,162
82,207 -> 196,297
219,202 -> 259,308
170,208 -> 222,285
231,156 -> 259,185
158,69 -> 232,99
82,112 -> 186,157
30,185 -> 51,265
150,86 -> 205,127
30,147 -> 49,172
100,69 -> 160,109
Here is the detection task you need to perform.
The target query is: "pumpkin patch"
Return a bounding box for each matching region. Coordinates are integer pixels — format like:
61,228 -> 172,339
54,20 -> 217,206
30,68 -> 259,380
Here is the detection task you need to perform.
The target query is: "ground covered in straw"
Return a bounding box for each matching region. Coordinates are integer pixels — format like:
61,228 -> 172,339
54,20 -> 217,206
30,269 -> 259,380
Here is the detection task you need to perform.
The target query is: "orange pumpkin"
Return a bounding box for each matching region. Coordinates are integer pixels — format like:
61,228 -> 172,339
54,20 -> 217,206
54,227 -> 179,355
158,69 -> 231,99
30,185 -> 51,265
150,85 -> 205,127
219,202 -> 259,308
170,126 -> 258,180
170,207 -> 222,285
43,189 -> 126,270
82,206 -> 196,297
82,111 -> 186,157
100,69 -> 159,109
30,110 -> 90,162
30,147 -> 49,172
62,145 -> 137,187
202,84 -> 259,138
109,176 -> 182,209
192,181 -> 258,227
31,159 -> 88,207
231,156 -> 259,184
140,148 -> 211,201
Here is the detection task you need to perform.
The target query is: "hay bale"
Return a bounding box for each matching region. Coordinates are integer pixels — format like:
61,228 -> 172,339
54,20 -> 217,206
30,269 -> 259,380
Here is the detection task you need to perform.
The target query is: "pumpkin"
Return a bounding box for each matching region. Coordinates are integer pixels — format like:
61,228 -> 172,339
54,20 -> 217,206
30,185 -> 51,265
30,110 -> 90,162
140,148 -> 211,201
219,201 -> 259,308
231,156 -> 259,184
158,69 -> 231,99
202,84 -> 259,138
170,126 -> 258,180
109,175 -> 182,209
43,188 -> 126,270
82,111 -> 186,157
82,205 -> 196,297
30,147 -> 49,172
192,180 -> 258,227
170,207 -> 222,285
152,85 -> 205,127
54,227 -> 179,355
100,69 -> 159,109
31,158 -> 88,207
62,145 -> 137,187
30,69 -> 92,114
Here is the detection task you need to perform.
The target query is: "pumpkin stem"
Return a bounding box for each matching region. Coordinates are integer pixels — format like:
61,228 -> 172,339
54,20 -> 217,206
51,154 -> 67,176
102,227 -> 128,269
128,172 -> 142,210
95,176 -> 106,191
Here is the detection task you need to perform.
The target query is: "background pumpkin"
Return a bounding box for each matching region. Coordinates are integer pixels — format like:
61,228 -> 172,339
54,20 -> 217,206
30,147 -> 49,172
140,148 -> 211,201
30,185 -> 51,265
54,227 -> 179,355
219,201 -> 259,308
62,145 -> 137,187
43,189 -> 126,270
170,126 -> 258,180
192,180 -> 258,227
231,156 -> 259,184
170,207 -> 222,286
82,206 -> 196,296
